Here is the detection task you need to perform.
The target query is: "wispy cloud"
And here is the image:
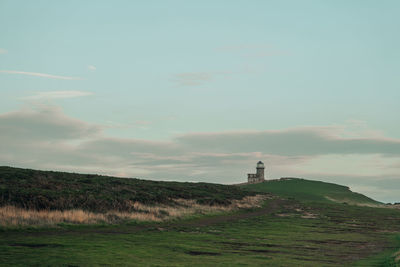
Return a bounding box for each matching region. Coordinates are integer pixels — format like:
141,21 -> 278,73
172,71 -> 233,87
0,70 -> 82,80
0,48 -> 7,54
25,91 -> 93,100
173,72 -> 213,86
216,44 -> 272,52
0,105 -> 101,141
1,105 -> 400,201
135,120 -> 152,126
87,65 -> 96,71
216,44 -> 288,58
176,127 -> 400,156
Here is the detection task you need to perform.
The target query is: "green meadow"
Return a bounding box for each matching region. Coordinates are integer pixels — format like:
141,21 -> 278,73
242,178 -> 381,205
1,168 -> 400,266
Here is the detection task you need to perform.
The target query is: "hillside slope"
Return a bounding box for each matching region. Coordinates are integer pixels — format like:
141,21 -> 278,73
0,166 -> 255,212
241,178 -> 381,206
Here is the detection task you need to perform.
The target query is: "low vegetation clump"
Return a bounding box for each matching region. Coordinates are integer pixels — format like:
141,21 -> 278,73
0,195 -> 267,226
0,166 -> 256,212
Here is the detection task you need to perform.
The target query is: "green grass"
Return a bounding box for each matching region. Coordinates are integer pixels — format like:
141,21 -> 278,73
1,167 -> 399,266
0,166 -> 255,212
354,234 -> 400,267
241,178 -> 381,205
0,199 -> 399,266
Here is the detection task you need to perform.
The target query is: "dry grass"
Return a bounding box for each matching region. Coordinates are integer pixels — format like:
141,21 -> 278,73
325,196 -> 384,208
394,250 -> 400,264
0,195 -> 267,227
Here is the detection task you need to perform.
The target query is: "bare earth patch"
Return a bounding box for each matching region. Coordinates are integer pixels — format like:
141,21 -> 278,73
301,212 -> 318,219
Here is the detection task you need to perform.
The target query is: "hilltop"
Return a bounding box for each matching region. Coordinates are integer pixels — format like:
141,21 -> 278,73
241,177 -> 381,206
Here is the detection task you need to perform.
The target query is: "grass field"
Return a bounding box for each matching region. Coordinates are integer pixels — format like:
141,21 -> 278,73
1,199 -> 399,266
0,168 -> 399,266
242,178 -> 381,206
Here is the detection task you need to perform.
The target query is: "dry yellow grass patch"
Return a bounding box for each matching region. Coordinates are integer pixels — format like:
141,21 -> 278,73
0,195 -> 267,227
394,250 -> 400,264
324,196 -> 384,208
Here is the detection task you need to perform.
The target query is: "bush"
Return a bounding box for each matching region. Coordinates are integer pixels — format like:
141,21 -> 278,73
0,166 -> 255,212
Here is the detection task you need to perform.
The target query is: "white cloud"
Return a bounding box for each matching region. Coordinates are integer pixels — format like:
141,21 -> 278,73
172,71 -> 233,87
295,154 -> 400,177
0,48 -> 7,54
25,91 -> 93,100
88,65 -> 96,71
216,44 -> 288,58
0,105 -> 101,142
135,121 -> 151,126
172,72 -> 213,86
1,105 -> 400,202
0,70 -> 82,80
216,44 -> 272,52
176,127 -> 400,156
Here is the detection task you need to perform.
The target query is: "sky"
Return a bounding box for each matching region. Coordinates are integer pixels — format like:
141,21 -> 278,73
1,0 -> 399,202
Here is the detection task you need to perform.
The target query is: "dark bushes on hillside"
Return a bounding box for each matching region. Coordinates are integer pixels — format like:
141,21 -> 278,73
0,166 -> 254,212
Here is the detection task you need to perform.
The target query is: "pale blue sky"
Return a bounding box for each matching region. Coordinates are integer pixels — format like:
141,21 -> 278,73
1,1 -> 400,202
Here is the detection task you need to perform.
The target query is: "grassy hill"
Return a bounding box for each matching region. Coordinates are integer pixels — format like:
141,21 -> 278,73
0,166 -> 255,212
0,167 -> 399,265
0,166 -> 382,213
241,178 -> 381,206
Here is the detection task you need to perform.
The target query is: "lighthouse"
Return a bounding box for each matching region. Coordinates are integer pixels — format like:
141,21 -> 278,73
256,161 -> 265,179
247,161 -> 265,184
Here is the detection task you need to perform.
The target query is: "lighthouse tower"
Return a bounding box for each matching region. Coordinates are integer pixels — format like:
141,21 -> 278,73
247,161 -> 266,184
256,161 -> 265,180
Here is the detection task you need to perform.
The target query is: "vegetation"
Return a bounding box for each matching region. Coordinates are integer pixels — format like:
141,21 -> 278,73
0,198 -> 399,266
0,166 -> 255,212
0,196 -> 266,226
0,167 -> 399,266
242,178 -> 381,206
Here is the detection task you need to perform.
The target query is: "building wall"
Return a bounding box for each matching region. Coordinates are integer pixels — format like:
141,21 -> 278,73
247,173 -> 264,184
256,167 -> 264,179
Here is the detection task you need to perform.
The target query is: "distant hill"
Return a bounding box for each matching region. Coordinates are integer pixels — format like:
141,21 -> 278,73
241,178 -> 382,206
0,166 -> 255,212
0,166 -> 383,214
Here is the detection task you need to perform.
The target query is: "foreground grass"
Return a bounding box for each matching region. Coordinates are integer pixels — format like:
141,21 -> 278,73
1,169 -> 399,265
354,236 -> 400,266
1,199 -> 399,266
